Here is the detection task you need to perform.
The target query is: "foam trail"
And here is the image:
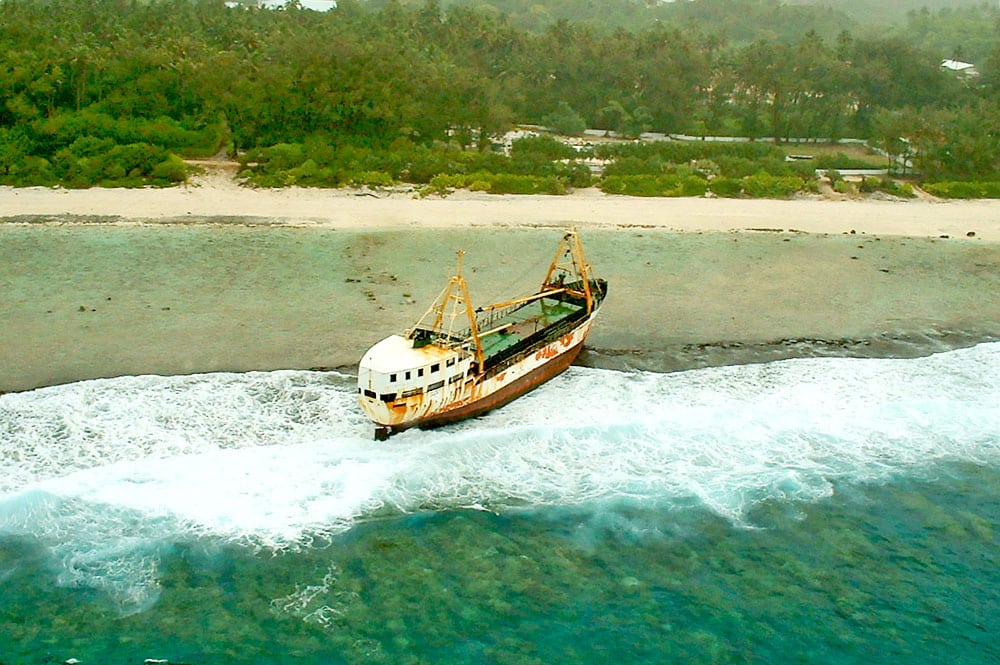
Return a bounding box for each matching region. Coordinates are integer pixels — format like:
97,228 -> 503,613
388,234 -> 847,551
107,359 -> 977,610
1,344 -> 998,611
3,346 -> 998,531
0,370 -> 367,493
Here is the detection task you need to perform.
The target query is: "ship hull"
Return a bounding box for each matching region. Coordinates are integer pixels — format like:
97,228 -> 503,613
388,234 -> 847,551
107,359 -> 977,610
376,315 -> 594,436
413,332 -> 583,431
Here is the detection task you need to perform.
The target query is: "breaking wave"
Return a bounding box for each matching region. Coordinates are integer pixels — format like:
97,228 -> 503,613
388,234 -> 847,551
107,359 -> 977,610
1,343 -> 998,612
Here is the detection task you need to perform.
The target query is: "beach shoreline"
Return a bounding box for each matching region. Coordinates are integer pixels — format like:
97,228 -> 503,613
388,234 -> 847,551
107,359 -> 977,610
3,174 -> 1000,240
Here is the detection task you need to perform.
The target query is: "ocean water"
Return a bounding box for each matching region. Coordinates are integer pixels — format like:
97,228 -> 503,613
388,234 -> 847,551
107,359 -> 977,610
1,344 -> 998,663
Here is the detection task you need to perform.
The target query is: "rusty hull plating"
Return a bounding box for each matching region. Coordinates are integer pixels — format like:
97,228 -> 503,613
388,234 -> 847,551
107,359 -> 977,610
357,229 -> 607,440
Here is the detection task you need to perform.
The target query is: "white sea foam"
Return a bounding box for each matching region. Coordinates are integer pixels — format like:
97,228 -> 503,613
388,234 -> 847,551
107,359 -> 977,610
1,344 -> 998,611
0,370 -> 367,493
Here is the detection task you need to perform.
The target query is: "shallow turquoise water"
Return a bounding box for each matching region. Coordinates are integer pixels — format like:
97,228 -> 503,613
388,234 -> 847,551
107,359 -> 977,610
1,345 -> 998,663
4,222 -> 1000,392
1,470 -> 997,664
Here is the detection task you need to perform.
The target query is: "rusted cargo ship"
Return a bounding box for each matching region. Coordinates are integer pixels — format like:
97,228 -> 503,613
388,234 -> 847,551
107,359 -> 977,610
358,229 -> 607,440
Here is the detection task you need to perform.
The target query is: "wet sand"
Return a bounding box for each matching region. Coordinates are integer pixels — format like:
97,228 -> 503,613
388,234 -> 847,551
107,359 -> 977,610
2,217 -> 998,393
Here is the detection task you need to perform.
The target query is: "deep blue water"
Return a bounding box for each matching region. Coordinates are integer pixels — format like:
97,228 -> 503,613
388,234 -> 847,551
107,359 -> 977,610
1,344 -> 998,664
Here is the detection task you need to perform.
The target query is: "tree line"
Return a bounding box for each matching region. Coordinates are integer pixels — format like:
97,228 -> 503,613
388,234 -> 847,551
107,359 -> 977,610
0,0 -> 997,190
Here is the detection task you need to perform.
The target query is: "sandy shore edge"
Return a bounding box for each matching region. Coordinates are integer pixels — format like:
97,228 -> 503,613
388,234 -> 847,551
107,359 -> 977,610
3,174 -> 1000,240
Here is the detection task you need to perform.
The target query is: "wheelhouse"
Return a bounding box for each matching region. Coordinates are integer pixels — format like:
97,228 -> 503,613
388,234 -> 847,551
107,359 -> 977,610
358,335 -> 471,404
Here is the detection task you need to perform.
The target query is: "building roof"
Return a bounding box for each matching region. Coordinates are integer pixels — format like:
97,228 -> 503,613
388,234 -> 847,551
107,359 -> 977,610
941,59 -> 975,71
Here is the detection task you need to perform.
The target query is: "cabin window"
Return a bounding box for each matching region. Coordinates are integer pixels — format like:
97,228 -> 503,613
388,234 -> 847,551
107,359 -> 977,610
401,387 -> 422,398
363,389 -> 376,399
431,363 -> 440,373
405,371 -> 411,380
446,358 -> 456,367
380,392 -> 396,402
448,375 -> 462,384
390,373 -> 397,383
428,380 -> 444,392
418,368 -> 424,378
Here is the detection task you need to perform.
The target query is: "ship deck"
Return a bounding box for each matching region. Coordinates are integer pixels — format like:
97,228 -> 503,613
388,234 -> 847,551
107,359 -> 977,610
478,296 -> 583,360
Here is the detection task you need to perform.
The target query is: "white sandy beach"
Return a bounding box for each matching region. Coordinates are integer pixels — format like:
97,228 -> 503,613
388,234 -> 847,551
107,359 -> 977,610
3,172 -> 1000,240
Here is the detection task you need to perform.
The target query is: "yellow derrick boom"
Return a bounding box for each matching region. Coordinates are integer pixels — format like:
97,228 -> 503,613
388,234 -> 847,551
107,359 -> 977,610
541,228 -> 595,313
406,250 -> 485,370
478,288 -> 567,312
405,229 -> 599,373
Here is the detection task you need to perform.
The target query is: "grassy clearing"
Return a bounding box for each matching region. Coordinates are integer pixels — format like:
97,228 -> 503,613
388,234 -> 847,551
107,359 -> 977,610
777,142 -> 884,166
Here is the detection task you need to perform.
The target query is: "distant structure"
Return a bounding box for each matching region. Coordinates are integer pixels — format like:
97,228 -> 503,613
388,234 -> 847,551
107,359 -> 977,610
226,0 -> 337,9
941,59 -> 979,78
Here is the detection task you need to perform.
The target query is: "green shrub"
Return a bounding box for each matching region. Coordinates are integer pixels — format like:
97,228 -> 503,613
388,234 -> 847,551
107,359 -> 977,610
0,132 -> 26,178
708,177 -> 742,197
712,155 -> 755,178
594,140 -> 782,164
599,174 -> 707,197
420,173 -> 472,196
405,149 -> 471,184
350,170 -> 394,188
922,181 -> 1000,199
106,143 -> 167,178
784,159 -> 819,179
151,155 -> 189,184
675,174 -> 709,197
66,136 -> 116,158
889,181 -> 914,198
48,141 -> 178,187
600,175 -> 629,195
859,176 -> 915,198
542,102 -> 587,136
33,110 -> 120,154
103,162 -> 128,183
28,110 -> 220,159
563,162 -> 593,188
692,160 -> 721,178
511,135 -> 578,161
283,158 -> 342,187
802,178 -> 821,194
603,156 -> 663,177
741,172 -> 804,198
254,143 -> 307,172
428,173 -> 469,190
814,152 -> 882,170
833,180 -> 856,195
54,152 -> 97,188
5,155 -> 57,187
137,117 -> 220,155
859,176 -> 880,193
290,158 -> 320,181
238,139 -> 586,191
488,173 -> 566,195
421,172 -> 568,196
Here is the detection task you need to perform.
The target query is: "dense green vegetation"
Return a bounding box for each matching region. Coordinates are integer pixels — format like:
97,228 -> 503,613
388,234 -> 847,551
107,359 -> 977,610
413,0 -> 992,47
428,0 -> 997,63
1,0 -> 998,196
404,0 -> 860,40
